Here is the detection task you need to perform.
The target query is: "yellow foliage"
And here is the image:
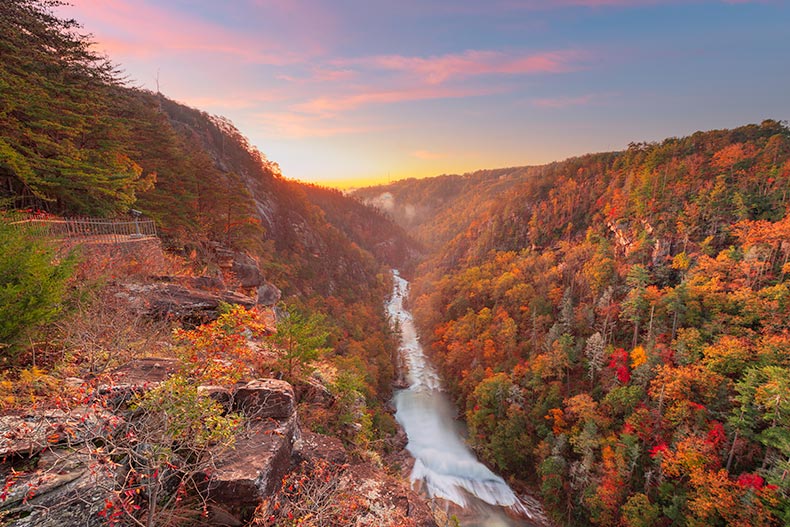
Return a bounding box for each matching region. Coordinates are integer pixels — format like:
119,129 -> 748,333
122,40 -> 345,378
630,345 -> 647,369
671,252 -> 691,271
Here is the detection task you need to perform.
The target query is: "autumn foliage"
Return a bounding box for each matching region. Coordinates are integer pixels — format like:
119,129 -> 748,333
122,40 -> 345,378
404,121 -> 790,526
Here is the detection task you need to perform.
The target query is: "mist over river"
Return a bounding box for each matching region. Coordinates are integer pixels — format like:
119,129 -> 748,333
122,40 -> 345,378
388,272 -> 546,527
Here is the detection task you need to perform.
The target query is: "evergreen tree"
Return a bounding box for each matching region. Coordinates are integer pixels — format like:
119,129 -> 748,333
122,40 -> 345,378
0,219 -> 75,362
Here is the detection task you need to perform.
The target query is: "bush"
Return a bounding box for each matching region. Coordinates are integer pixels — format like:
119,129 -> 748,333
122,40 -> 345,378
0,219 -> 76,363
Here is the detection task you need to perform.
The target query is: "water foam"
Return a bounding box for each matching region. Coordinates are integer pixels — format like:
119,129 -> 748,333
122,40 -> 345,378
388,271 -> 534,521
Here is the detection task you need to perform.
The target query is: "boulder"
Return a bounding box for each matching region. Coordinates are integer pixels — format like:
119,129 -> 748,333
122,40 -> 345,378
232,379 -> 295,420
197,385 -> 234,409
256,282 -> 281,306
190,275 -> 226,290
231,253 -> 264,289
206,414 -> 298,523
98,357 -> 179,408
290,430 -> 436,526
293,430 -> 348,465
107,357 -> 178,385
293,375 -> 334,407
348,464 -> 437,527
147,284 -> 256,321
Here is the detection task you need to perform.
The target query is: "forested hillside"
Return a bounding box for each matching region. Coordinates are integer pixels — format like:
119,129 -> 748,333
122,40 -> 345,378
0,0 -> 419,486
391,121 -> 790,525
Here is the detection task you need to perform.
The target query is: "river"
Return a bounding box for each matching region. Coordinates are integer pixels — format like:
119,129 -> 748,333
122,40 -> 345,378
387,271 -> 547,527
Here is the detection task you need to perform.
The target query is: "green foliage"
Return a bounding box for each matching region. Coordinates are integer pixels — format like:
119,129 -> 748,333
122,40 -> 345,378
0,0 -> 153,215
620,493 -> 661,527
271,303 -> 331,381
331,369 -> 374,450
467,373 -> 534,473
132,375 -> 241,448
0,220 -> 75,360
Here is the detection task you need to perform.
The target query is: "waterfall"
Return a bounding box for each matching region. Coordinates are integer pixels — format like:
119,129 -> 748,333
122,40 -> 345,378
388,271 -> 546,527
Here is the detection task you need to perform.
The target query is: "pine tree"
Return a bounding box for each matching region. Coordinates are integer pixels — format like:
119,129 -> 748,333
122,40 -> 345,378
0,219 -> 75,362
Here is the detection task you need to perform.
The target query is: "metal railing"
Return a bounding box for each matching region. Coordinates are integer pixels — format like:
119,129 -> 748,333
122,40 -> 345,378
7,215 -> 158,244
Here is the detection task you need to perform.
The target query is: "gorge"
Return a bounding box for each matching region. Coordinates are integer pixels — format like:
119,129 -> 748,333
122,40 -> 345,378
389,271 -> 547,527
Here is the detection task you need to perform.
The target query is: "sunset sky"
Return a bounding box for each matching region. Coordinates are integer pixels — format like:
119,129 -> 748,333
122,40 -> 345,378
60,0 -> 789,188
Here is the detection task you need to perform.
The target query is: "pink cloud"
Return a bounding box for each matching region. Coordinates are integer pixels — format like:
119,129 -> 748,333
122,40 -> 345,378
276,68 -> 357,84
292,85 -> 508,116
312,68 -> 357,82
337,49 -> 588,85
63,0 -> 303,65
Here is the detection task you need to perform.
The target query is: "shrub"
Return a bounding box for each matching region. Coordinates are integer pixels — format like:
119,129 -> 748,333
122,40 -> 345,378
0,219 -> 76,363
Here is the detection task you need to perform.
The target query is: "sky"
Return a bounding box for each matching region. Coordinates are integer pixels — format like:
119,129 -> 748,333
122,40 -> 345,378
60,0 -> 790,188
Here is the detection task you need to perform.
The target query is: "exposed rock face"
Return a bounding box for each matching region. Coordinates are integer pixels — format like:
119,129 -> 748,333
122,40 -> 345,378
205,380 -> 299,525
207,415 -> 298,515
231,252 -> 264,288
197,385 -> 234,409
190,275 -> 226,290
652,237 -> 672,265
607,220 -> 637,256
293,430 -> 348,465
106,356 -> 179,385
293,375 -> 334,407
349,464 -> 436,527
97,357 -> 179,407
146,284 -> 256,320
1,368 -> 435,527
233,379 -> 295,419
1,449 -> 115,527
0,407 -> 121,458
256,282 -> 281,306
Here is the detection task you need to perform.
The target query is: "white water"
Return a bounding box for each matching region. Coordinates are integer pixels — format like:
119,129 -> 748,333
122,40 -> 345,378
388,271 -> 545,527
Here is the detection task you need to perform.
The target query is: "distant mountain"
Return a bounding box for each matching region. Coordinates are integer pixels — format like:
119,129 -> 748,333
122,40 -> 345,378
352,166 -> 544,250
300,184 -> 424,274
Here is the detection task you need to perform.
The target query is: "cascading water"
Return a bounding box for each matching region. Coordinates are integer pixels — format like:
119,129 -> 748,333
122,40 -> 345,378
388,271 -> 547,527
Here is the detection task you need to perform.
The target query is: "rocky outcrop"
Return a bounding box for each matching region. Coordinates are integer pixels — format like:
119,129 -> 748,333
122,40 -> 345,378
256,282 -> 281,306
0,371 -> 436,527
230,252 -> 265,288
114,281 -> 260,324
199,379 -> 300,525
293,375 -> 334,407
289,431 -> 437,527
1,449 -> 115,527
0,407 -> 121,458
206,415 -> 299,524
0,374 -> 302,527
233,379 -> 295,419
293,430 -> 348,465
96,357 -> 179,408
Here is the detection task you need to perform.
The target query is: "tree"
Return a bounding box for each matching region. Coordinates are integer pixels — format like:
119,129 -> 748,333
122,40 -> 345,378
270,303 -> 330,381
584,332 -> 605,381
0,219 -> 75,362
0,0 -> 153,215
621,265 -> 651,348
732,366 -> 790,493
